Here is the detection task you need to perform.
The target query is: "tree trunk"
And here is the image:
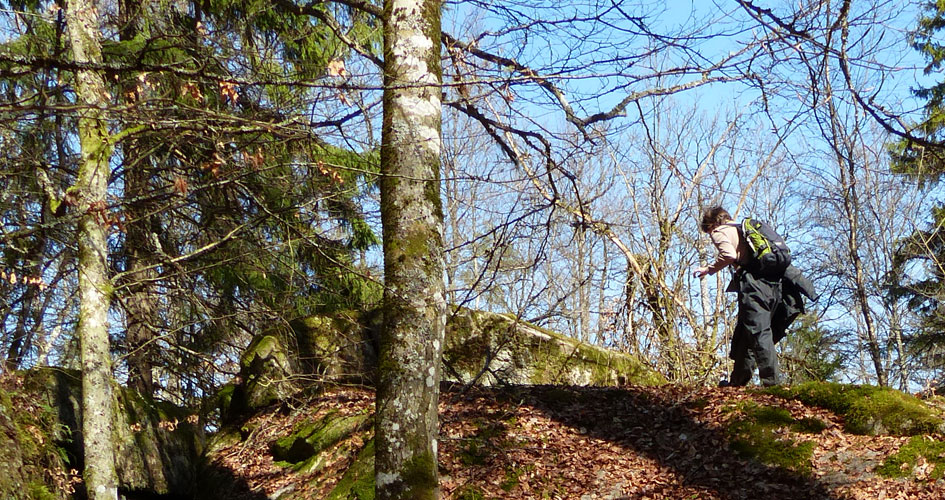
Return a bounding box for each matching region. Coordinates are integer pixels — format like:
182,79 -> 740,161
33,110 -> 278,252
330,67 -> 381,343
121,167 -> 157,395
376,0 -> 444,497
118,0 -> 156,396
64,0 -> 119,498
5,238 -> 45,369
577,225 -> 589,343
836,122 -> 887,387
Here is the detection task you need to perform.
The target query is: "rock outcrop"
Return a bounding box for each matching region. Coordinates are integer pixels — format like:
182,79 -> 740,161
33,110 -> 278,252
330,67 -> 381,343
442,308 -> 665,387
21,368 -> 204,496
222,308 -> 662,422
276,306 -> 657,385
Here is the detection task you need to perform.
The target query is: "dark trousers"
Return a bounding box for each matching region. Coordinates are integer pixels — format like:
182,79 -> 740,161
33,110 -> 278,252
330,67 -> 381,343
729,271 -> 781,387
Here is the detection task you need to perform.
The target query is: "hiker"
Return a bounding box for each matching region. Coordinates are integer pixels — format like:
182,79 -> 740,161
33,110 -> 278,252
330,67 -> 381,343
693,206 -> 782,387
773,265 -> 817,345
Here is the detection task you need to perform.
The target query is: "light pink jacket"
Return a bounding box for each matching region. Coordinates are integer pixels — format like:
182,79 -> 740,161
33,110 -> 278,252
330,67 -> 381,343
706,222 -> 750,275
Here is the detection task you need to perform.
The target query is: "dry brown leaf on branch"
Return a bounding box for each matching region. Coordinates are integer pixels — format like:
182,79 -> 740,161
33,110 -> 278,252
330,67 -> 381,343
243,149 -> 265,170
218,80 -> 239,104
316,160 -> 344,184
182,82 -> 203,101
327,59 -> 347,78
173,177 -> 188,196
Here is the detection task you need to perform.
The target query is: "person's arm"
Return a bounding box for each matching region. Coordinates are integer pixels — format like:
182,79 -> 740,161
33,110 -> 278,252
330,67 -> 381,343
694,225 -> 738,278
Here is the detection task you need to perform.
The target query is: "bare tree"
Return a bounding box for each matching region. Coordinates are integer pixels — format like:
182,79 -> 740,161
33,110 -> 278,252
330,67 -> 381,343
803,121 -> 930,387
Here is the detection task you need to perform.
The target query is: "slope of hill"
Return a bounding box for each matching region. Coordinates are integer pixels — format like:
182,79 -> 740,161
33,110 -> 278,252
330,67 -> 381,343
204,382 -> 945,499
7,310 -> 945,499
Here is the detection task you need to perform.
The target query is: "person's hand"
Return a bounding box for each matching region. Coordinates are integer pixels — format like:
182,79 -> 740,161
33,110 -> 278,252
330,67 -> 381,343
693,266 -> 709,279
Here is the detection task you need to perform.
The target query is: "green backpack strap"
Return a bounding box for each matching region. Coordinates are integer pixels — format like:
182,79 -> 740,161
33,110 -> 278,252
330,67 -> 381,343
742,218 -> 771,258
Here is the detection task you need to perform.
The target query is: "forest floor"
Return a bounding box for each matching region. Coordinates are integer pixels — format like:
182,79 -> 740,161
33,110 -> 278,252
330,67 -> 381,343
209,383 -> 945,499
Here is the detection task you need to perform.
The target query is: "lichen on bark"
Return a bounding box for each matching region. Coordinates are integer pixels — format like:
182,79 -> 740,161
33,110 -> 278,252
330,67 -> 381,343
64,0 -> 120,497
376,0 -> 445,497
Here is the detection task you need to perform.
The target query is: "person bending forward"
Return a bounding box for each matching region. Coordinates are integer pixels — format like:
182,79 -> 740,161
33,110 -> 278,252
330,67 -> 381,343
694,206 -> 781,387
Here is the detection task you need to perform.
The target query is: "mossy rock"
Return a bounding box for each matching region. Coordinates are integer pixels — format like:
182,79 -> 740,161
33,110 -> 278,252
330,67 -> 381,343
230,334 -> 301,416
279,307 -> 662,390
20,368 -> 204,496
112,388 -> 203,493
324,438 -> 375,500
443,307 -> 664,387
271,412 -> 371,464
205,427 -> 242,456
767,382 -> 945,436
845,390 -> 943,436
0,373 -> 70,500
291,312 -> 378,384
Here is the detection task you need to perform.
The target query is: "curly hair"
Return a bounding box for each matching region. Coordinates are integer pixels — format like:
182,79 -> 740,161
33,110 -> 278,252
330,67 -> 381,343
700,206 -> 732,233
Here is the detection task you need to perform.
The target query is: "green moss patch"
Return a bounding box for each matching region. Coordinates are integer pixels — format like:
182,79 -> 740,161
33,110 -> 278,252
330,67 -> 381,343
271,411 -> 370,464
727,402 -> 819,474
27,482 -> 58,500
458,438 -> 489,466
0,373 -> 71,500
877,436 -> 945,480
455,485 -> 485,500
501,465 -> 532,492
216,383 -> 236,417
766,382 -> 944,436
325,438 -> 374,500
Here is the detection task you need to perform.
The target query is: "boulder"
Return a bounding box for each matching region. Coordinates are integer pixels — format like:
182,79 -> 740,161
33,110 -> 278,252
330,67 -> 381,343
0,373 -> 70,500
283,307 -> 663,388
442,308 -> 665,387
22,368 -> 204,496
290,312 -> 378,385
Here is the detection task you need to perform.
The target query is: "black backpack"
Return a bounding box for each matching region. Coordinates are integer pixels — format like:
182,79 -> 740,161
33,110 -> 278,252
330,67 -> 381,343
740,218 -> 791,278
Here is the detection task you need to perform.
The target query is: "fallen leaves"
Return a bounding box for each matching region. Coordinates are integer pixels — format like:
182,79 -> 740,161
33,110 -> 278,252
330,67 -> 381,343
438,385 -> 945,499
208,388 -> 374,500
206,384 -> 945,500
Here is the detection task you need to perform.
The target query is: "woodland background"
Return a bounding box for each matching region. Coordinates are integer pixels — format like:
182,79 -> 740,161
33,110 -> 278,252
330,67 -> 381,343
4,0 -> 945,498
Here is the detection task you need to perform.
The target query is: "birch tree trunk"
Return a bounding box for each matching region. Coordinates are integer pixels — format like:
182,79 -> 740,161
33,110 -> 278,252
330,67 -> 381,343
376,0 -> 444,497
65,0 -> 119,498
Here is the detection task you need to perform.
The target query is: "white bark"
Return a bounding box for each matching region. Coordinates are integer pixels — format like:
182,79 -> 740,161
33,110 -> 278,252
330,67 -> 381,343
65,0 -> 119,498
376,0 -> 444,497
